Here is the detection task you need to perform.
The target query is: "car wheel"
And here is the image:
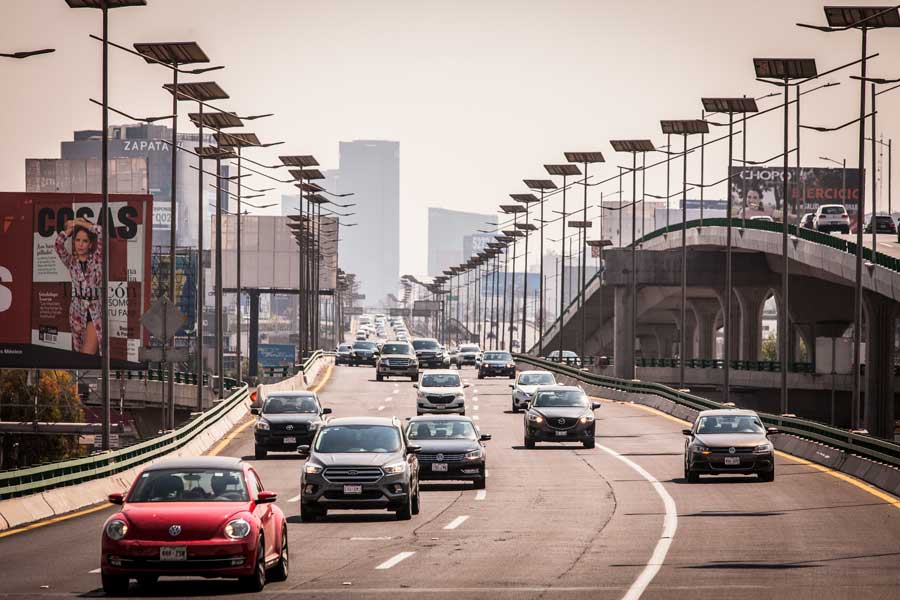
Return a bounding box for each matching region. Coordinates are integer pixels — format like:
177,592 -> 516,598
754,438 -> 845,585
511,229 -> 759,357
376,373 -> 383,382
396,493 -> 413,521
410,375 -> 417,382
268,525 -> 289,582
477,373 -> 484,379
512,402 -> 519,413
509,373 -> 515,379
239,535 -> 266,592
758,469 -> 775,482
524,436 -> 535,449
101,573 -> 130,596
685,464 -> 699,483
583,438 -> 596,449
411,486 -> 421,515
254,446 -> 267,460
473,477 -> 486,490
300,502 -> 321,522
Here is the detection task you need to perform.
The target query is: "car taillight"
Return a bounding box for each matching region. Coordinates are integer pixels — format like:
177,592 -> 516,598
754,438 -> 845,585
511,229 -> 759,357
842,214 -> 849,219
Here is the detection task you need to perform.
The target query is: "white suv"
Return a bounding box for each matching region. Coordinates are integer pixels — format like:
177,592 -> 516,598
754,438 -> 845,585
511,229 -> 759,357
510,370 -> 558,412
414,370 -> 469,415
813,204 -> 850,234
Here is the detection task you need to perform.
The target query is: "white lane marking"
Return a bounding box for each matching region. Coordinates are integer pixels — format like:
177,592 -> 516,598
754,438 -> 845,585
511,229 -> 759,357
393,390 -> 399,394
89,568 -> 101,574
472,415 -> 479,421
377,406 -> 385,411
385,396 -> 393,402
474,405 -> 479,411
485,469 -> 489,477
443,515 -> 469,530
375,551 -> 416,570
475,490 -> 486,501
598,443 -> 677,600
287,494 -> 301,503
351,536 -> 394,541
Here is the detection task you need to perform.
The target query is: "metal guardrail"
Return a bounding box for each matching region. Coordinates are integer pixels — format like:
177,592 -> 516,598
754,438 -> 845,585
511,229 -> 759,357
0,384 -> 250,500
635,358 -> 816,373
113,370 -> 241,389
514,353 -> 900,468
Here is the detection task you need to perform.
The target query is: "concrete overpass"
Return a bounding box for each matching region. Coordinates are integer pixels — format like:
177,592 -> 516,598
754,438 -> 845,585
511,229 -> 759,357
538,219 -> 900,438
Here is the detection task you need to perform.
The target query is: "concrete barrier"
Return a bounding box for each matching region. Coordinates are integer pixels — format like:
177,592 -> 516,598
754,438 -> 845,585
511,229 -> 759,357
255,355 -> 333,406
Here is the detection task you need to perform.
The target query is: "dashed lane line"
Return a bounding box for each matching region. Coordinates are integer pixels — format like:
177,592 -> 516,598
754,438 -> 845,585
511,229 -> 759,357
378,406 -> 385,411
287,494 -> 301,503
88,568 -> 101,574
375,551 -> 416,570
443,515 -> 469,530
475,490 -> 487,501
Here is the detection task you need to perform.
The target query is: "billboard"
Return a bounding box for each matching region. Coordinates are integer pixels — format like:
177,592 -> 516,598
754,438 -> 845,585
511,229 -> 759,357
257,343 -> 296,367
0,192 -> 153,369
729,167 -> 862,227
151,250 -> 198,337
480,272 -> 541,296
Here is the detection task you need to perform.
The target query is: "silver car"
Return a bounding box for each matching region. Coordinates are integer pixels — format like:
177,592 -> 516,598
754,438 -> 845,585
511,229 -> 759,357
414,370 -> 469,415
509,370 -> 557,412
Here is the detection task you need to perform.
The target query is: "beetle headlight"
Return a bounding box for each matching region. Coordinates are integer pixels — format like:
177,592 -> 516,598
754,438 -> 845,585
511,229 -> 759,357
105,519 -> 128,541
224,518 -> 251,540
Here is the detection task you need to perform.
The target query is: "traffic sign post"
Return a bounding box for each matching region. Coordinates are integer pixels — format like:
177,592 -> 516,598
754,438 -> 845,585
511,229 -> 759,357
140,296 -> 187,430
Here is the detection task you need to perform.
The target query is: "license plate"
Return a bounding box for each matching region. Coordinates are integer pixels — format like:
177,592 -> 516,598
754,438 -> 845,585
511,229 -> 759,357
283,436 -> 296,444
160,546 -> 187,561
555,430 -> 568,437
343,484 -> 362,494
724,457 -> 740,465
432,463 -> 448,472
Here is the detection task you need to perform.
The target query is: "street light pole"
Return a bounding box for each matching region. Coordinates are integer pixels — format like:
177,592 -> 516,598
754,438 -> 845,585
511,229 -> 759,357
545,165 -> 582,361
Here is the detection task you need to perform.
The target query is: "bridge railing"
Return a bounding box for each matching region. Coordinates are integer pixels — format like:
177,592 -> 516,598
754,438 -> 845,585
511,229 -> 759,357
513,353 -> 900,468
113,370 -> 241,390
0,383 -> 249,500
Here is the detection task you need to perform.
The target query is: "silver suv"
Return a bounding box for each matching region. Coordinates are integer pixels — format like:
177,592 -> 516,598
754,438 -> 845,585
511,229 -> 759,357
299,417 -> 421,521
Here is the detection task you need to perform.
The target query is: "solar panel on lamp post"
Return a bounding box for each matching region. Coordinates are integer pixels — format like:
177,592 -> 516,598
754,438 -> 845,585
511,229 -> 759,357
285,156 -> 320,360
545,164 -> 582,362
700,98 -> 759,406
567,219 -> 592,360
65,0 -> 147,450
306,190 -> 332,354
660,119 -> 709,390
610,140 -> 655,380
564,152 -> 605,363
753,59 -> 817,418
524,178 -> 558,356
511,193 -> 539,353
501,207 -> 526,351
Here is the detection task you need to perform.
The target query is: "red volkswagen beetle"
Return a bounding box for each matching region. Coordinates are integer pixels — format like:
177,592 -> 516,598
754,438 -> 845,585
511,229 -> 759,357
100,456 -> 288,594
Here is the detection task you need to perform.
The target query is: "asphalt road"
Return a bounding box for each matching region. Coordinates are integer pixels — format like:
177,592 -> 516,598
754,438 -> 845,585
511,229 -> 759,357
2,363 -> 900,599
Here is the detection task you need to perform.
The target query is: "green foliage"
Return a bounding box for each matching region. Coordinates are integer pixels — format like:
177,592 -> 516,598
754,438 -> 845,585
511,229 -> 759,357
761,334 -> 778,362
0,370 -> 85,469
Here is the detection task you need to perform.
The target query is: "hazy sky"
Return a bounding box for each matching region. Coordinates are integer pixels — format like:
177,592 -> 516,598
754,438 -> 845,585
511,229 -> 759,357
2,0 -> 899,277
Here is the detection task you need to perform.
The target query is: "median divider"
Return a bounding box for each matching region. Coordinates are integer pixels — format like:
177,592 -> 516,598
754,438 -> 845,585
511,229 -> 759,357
515,353 -> 900,500
255,350 -> 333,406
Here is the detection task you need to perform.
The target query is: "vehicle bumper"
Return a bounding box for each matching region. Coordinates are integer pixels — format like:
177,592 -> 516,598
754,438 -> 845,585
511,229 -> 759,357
526,423 -> 595,442
102,539 -> 256,577
416,357 -> 446,368
350,355 -> 377,365
688,452 -> 774,474
417,400 -> 465,414
377,365 -> 419,378
458,356 -> 478,366
254,430 -> 315,449
479,365 -> 515,377
816,223 -> 848,232
301,473 -> 411,510
335,355 -> 351,365
418,460 -> 484,482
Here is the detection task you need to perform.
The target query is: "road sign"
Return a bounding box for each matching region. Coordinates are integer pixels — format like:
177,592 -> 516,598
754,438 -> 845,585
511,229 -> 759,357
389,307 -> 408,316
414,300 -> 441,311
139,347 -> 190,363
351,293 -> 366,300
141,296 -> 186,341
345,306 -> 363,316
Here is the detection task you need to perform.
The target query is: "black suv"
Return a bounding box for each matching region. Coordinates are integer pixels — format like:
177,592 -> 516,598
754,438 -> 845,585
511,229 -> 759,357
406,415 -> 489,489
412,338 -> 445,368
252,392 -> 332,459
478,351 -> 516,379
350,340 -> 379,366
299,417 -> 421,521
524,386 -> 600,449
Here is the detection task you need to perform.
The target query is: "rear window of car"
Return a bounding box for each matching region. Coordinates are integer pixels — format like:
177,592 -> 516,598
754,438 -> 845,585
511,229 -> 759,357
876,215 -> 893,223
821,206 -> 845,215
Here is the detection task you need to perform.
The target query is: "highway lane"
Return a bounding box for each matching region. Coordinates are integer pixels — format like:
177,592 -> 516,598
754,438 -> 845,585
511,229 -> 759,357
1,362 -> 900,599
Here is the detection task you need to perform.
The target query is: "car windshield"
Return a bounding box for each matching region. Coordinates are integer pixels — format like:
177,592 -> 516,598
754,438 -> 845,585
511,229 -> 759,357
382,343 -> 412,354
263,395 -> 318,414
314,425 -> 401,453
821,206 -> 844,215
413,340 -> 440,350
353,341 -> 377,350
421,373 -> 461,387
696,415 -> 765,434
129,468 -> 249,503
533,390 -> 589,408
407,420 -> 477,440
460,345 -> 480,352
519,373 -> 556,385
484,352 -> 511,361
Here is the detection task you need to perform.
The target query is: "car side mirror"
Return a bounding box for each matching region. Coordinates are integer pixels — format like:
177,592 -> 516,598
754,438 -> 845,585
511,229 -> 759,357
412,383 -> 419,389
250,407 -> 260,416
257,491 -> 277,504
480,434 -> 492,441
108,492 -> 125,505
463,383 -> 471,388
591,402 -> 602,410
297,445 -> 310,457
508,384 -> 514,389
407,445 -> 422,454
681,429 -> 693,436
766,427 -> 779,435
322,407 -> 332,415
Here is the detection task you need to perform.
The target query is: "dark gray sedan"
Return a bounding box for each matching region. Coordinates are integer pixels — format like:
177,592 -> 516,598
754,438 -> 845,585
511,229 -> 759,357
683,409 -> 777,482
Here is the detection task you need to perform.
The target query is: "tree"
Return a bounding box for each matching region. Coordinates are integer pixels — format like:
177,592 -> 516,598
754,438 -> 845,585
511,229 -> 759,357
761,334 -> 778,362
0,370 -> 85,469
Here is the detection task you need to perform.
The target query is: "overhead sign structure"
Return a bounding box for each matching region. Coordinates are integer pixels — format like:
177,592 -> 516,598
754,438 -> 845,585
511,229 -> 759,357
389,307 -> 409,316
345,306 -> 364,316
413,300 -> 441,312
0,192 -> 153,369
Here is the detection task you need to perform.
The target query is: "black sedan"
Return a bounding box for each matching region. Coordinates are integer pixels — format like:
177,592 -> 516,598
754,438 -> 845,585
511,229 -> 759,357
524,386 -> 600,449
350,340 -> 379,366
335,343 -> 352,365
406,415 -> 489,489
252,392 -> 332,459
683,409 -> 776,482
477,351 -> 516,379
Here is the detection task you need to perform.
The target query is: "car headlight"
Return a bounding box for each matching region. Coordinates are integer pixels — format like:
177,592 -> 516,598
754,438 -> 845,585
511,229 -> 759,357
507,363 -> 515,368
527,413 -> 544,423
692,445 -> 711,455
224,518 -> 251,540
754,443 -> 773,453
465,449 -> 482,461
383,462 -> 406,475
455,393 -> 465,400
579,414 -> 594,424
105,519 -> 128,541
304,462 -> 323,474
256,419 -> 270,431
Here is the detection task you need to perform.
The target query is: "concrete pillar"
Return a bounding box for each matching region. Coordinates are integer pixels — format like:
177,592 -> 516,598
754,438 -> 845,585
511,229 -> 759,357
863,293 -> 897,439
249,291 -> 260,377
636,333 -> 659,359
689,298 -> 721,360
613,286 -> 635,379
654,324 -> 678,358
735,287 -> 769,361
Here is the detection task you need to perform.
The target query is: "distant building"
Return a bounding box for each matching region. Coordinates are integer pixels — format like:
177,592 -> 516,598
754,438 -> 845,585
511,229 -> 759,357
336,140 -> 399,304
428,208 -> 495,276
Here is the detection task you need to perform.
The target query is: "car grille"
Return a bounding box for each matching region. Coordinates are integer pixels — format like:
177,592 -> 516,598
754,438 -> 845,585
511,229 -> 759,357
708,446 -> 754,454
323,490 -> 384,500
270,422 -> 311,433
383,358 -> 411,367
323,467 -> 384,483
545,417 -> 579,430
426,394 -> 456,404
419,452 -> 467,463
111,556 -> 246,570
